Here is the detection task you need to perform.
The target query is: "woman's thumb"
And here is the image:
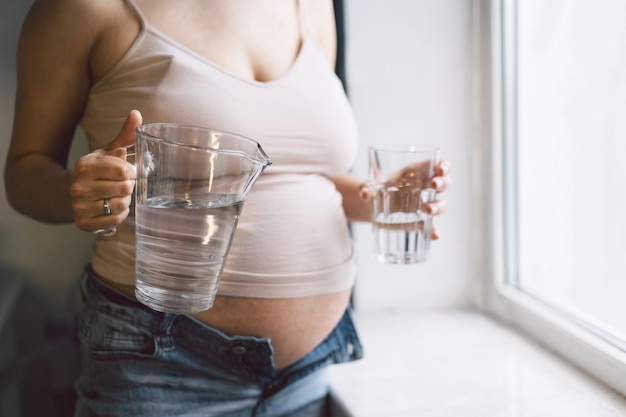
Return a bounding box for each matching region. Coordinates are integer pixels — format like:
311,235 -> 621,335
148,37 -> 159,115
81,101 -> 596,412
103,110 -> 143,151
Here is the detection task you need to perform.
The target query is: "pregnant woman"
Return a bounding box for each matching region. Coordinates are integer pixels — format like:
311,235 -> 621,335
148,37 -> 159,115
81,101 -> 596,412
5,0 -> 450,415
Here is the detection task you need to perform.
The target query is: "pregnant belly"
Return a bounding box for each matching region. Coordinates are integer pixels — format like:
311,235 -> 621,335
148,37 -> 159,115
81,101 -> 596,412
192,288 -> 353,369
224,173 -> 353,275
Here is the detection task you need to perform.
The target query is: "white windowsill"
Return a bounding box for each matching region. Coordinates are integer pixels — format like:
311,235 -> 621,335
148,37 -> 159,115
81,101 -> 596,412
328,309 -> 626,417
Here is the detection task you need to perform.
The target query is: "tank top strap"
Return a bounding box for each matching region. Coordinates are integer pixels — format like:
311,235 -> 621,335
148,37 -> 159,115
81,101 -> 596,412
296,0 -> 309,37
124,0 -> 148,30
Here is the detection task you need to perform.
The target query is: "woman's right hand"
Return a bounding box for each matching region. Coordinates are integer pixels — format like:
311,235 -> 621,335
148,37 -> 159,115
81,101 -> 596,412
71,110 -> 142,234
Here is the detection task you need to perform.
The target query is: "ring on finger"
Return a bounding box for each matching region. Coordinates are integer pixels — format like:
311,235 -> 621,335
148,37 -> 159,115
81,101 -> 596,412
103,198 -> 112,216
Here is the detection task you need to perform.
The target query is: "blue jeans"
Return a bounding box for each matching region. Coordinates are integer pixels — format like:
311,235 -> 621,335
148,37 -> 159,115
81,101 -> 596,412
74,268 -> 363,417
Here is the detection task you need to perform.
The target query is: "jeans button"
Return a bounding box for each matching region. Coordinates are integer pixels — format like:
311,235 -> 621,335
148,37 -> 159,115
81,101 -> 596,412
231,345 -> 246,356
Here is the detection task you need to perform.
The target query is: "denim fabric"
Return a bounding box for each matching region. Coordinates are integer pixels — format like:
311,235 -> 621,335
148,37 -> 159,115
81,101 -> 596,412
73,268 -> 363,417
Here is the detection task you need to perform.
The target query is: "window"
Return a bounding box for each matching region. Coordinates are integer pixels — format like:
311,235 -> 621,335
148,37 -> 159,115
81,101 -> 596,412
485,0 -> 626,395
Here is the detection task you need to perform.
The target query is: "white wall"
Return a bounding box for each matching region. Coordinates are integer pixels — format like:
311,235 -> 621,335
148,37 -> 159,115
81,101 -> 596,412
0,0 -> 475,312
345,0 -> 474,312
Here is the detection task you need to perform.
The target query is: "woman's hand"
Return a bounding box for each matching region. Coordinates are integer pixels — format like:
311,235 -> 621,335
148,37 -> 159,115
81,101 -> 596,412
359,159 -> 451,240
71,110 -> 142,234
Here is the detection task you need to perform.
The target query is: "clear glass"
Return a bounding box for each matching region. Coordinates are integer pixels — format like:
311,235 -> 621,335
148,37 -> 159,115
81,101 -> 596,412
507,0 -> 626,343
368,145 -> 440,264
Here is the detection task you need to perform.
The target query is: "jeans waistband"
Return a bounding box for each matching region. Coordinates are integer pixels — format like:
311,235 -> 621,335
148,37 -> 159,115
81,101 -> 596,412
80,264 -> 363,389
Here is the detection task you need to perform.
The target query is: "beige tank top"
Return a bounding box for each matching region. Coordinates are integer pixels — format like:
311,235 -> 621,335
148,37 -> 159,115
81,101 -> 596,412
80,0 -> 359,298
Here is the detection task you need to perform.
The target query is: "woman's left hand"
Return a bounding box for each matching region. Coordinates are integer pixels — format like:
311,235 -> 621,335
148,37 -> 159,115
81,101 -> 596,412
359,159 -> 451,240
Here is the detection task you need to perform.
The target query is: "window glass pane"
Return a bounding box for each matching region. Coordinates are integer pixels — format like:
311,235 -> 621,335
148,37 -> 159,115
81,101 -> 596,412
513,0 -> 626,342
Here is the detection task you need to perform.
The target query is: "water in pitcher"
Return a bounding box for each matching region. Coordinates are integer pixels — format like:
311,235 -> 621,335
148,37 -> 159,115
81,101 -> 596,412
135,194 -> 243,313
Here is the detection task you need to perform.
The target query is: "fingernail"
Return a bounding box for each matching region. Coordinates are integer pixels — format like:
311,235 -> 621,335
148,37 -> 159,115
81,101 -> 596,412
429,205 -> 439,215
432,178 -> 443,189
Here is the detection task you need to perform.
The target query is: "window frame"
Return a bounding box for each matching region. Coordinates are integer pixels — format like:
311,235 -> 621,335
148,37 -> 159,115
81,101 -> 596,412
475,0 -> 626,396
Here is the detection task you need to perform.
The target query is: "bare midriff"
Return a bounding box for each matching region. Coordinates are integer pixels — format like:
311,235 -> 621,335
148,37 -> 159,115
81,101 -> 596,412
99,276 -> 352,369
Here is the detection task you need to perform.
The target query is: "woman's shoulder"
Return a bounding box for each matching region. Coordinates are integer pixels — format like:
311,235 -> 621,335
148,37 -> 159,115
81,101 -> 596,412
23,0 -> 123,38
21,0 -> 140,82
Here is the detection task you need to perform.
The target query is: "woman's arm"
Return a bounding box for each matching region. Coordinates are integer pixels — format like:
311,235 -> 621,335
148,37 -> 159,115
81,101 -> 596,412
331,173 -> 372,223
5,0 -> 97,223
5,0 -> 139,232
